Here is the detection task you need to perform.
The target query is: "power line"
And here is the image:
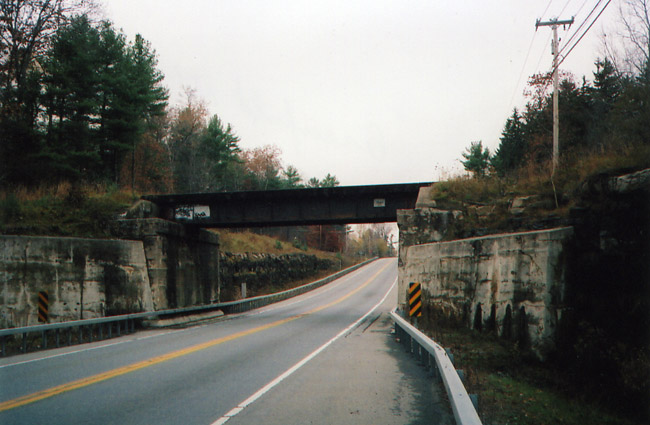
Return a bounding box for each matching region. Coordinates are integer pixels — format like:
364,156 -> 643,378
541,0 -> 556,20
572,0 -> 592,19
559,0 -> 574,16
508,31 -> 539,110
535,32 -> 554,73
555,0 -> 612,70
557,0 -> 605,57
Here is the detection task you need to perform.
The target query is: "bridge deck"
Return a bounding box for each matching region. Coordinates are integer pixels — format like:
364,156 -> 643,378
142,182 -> 431,227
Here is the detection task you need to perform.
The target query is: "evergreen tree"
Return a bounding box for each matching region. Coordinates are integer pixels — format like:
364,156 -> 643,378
121,34 -> 168,186
587,58 -> 622,147
0,1 -> 90,186
39,16 -> 168,184
491,109 -> 526,176
320,173 -> 340,187
461,141 -> 490,177
306,177 -> 320,188
42,15 -> 103,180
282,166 -> 302,188
202,115 -> 241,191
610,68 -> 650,146
557,77 -> 591,152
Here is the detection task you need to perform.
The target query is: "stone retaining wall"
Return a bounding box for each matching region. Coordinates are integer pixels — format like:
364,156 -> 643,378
219,252 -> 334,301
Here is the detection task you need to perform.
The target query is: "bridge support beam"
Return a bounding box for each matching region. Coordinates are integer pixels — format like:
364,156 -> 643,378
112,218 -> 220,310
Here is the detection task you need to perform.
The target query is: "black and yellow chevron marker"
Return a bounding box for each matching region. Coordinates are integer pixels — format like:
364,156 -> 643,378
408,282 -> 422,317
38,291 -> 49,323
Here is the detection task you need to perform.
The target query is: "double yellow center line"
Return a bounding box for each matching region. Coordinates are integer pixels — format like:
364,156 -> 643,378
0,261 -> 392,412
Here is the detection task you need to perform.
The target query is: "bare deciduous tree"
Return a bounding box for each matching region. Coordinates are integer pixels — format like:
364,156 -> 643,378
0,0 -> 93,97
602,0 -> 650,76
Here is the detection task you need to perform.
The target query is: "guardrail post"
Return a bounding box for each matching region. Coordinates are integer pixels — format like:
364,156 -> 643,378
99,324 -> 103,340
55,329 -> 60,348
42,330 -> 47,349
390,310 -> 483,425
67,328 -> 72,346
1,336 -> 5,356
22,332 -> 26,353
445,348 -> 454,365
470,394 -> 479,410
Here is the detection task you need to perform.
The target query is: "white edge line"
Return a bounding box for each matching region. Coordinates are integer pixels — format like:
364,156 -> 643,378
210,276 -> 397,425
1,261 -> 388,370
0,266 -> 371,368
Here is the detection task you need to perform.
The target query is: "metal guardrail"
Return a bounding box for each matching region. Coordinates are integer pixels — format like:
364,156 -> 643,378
0,258 -> 377,357
390,309 -> 482,425
216,257 -> 376,315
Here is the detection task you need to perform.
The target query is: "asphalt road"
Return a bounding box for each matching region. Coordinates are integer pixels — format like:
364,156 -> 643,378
0,258 -> 452,424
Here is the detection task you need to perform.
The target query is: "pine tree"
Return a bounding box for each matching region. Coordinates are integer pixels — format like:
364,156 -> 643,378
201,115 -> 241,191
42,15 -> 103,180
40,16 -> 168,184
461,141 -> 490,177
491,109 -> 526,176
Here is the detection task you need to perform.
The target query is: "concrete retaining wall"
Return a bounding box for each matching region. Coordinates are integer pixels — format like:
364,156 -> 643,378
1,219 -> 338,329
400,227 -> 574,359
0,235 -> 153,328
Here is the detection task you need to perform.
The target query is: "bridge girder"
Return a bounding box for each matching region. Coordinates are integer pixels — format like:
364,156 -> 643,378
142,182 -> 431,228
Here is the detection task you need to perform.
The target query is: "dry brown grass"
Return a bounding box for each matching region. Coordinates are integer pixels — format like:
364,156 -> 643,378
426,142 -> 650,240
432,142 -> 650,209
0,182 -> 137,238
0,181 -> 70,202
0,181 -> 138,203
215,230 -> 349,262
216,230 -> 303,254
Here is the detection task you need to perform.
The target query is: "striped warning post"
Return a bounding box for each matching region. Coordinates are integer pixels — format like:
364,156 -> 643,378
408,282 -> 422,317
38,291 -> 48,323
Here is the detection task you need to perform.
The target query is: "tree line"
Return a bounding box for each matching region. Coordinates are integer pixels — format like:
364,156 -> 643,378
0,1 -> 338,193
461,1 -> 650,178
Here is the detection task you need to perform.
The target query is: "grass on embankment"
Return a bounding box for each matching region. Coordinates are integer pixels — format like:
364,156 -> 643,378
0,182 -> 135,238
216,229 -> 359,268
423,319 -> 643,425
429,143 -> 650,240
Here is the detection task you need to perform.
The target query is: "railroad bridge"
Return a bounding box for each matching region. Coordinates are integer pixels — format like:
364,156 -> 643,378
142,182 -> 432,228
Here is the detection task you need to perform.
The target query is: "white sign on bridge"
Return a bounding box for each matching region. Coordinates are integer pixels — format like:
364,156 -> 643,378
175,205 -> 210,220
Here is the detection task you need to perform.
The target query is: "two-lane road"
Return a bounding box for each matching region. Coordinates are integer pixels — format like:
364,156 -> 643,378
0,259 -> 452,424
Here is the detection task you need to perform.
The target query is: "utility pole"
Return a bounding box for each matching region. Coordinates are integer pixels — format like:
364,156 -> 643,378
535,17 -> 574,176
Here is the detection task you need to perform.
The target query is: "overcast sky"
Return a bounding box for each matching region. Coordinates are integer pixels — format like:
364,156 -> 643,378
99,0 -> 620,186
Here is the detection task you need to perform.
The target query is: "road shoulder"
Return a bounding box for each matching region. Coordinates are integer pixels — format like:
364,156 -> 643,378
230,284 -> 454,425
